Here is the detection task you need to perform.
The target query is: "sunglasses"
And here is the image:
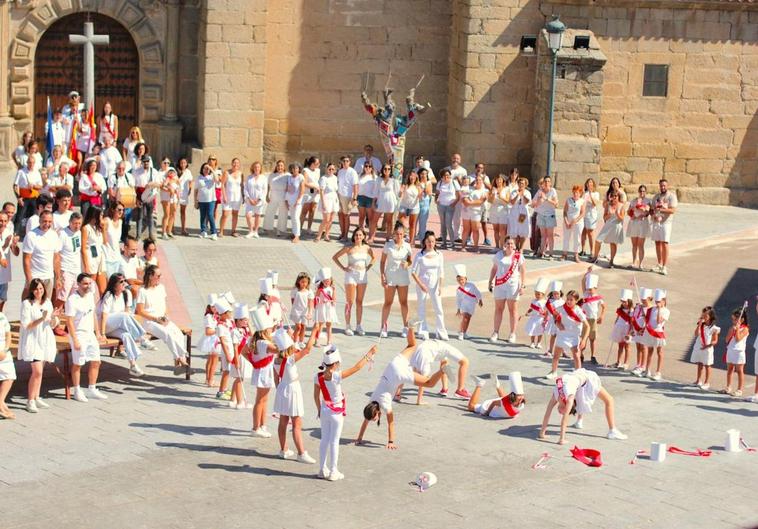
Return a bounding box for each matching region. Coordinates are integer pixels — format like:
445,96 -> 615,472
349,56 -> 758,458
116,208 -> 124,212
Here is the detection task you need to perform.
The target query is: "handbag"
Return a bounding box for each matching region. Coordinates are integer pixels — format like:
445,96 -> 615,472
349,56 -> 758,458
140,168 -> 159,203
115,174 -> 137,208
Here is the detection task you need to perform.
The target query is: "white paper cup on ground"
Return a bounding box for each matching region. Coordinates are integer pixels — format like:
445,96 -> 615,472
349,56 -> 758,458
651,442 -> 666,462
725,429 -> 741,452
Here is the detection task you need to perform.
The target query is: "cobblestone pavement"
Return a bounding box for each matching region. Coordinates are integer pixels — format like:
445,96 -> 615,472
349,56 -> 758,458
2,203 -> 757,529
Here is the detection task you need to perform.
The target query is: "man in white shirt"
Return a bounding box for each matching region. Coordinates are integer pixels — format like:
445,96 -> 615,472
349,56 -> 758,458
65,273 -> 107,402
354,144 -> 382,174
45,109 -> 67,151
12,156 -> 44,234
98,134 -> 123,180
22,211 -> 61,300
53,189 -> 74,232
0,211 -> 19,312
336,156 -> 359,241
132,155 -> 162,240
444,153 -> 468,241
54,212 -> 83,308
118,236 -> 143,297
651,179 -> 678,276
25,194 -> 54,236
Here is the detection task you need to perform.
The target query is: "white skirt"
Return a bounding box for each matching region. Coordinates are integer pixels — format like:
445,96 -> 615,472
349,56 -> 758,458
0,355 -> 16,380
315,302 -> 339,324
576,370 -> 602,415
245,202 -> 266,215
626,218 -> 650,238
555,331 -> 580,351
508,213 -> 530,238
274,379 -> 305,417
726,347 -> 746,365
597,219 -> 624,245
690,344 -> 714,366
641,329 -> 666,348
610,321 -> 631,343
489,205 -> 509,225
525,313 -> 545,337
584,208 -> 599,230
252,363 -> 275,389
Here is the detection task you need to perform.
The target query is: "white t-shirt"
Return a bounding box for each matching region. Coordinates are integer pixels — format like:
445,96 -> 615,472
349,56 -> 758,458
98,146 -> 123,179
437,180 -> 460,206
556,304 -> 587,337
444,165 -> 468,183
58,227 -> 82,274
358,174 -> 377,198
65,290 -> 97,335
99,290 -> 133,317
22,227 -> 62,280
14,167 -> 43,191
136,285 -> 168,317
195,173 -> 217,202
370,355 -> 416,412
79,172 -> 107,199
534,188 -> 558,215
337,167 -> 359,198
118,255 -> 140,281
314,370 -> 344,406
53,210 -> 73,232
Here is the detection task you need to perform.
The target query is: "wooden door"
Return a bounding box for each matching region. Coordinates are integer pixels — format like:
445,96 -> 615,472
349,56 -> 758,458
34,13 -> 139,149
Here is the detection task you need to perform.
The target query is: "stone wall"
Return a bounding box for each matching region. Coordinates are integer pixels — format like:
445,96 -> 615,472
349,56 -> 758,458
262,0 -> 452,169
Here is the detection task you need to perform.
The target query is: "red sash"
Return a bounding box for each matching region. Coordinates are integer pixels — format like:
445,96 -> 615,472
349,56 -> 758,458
315,287 -> 334,306
277,356 -> 288,379
583,295 -> 603,304
236,330 -> 249,357
317,372 -> 346,415
500,395 -> 521,417
562,304 -> 583,323
103,116 -> 115,139
615,308 -> 632,325
494,251 -> 520,286
252,349 -> 275,369
645,308 -> 665,339
667,446 -> 712,457
698,324 -> 708,349
457,286 -> 477,299
530,302 -> 546,316
631,306 -> 645,332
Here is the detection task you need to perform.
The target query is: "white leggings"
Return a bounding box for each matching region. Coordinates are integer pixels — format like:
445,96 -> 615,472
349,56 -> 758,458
143,319 -> 187,360
263,195 -> 287,233
319,407 -> 344,474
104,312 -> 146,362
288,202 -> 302,237
416,282 -> 446,334
562,222 -> 582,253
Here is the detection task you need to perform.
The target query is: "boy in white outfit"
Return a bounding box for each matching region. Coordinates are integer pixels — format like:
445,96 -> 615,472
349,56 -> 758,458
580,273 -> 606,365
454,263 -> 483,340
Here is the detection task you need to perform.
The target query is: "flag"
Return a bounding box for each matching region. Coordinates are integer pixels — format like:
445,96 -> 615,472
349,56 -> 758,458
87,103 -> 96,151
45,97 -> 54,157
68,118 -> 79,161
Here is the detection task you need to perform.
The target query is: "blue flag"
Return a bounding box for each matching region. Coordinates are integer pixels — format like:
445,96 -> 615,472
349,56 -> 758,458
45,96 -> 55,157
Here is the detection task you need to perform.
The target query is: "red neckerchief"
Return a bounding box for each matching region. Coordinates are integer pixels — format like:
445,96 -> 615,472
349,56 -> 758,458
317,372 -> 346,415
494,251 -> 520,286
457,285 -> 477,298
645,308 -> 665,339
562,304 -> 583,323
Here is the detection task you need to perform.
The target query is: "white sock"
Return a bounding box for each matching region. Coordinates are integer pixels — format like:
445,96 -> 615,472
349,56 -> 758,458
88,385 -> 96,390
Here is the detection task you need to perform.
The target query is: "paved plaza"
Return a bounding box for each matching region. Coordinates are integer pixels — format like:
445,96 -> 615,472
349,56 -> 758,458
2,204 -> 758,529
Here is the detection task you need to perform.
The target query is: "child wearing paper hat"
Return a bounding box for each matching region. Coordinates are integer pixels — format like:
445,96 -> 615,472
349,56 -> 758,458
610,289 -> 634,370
201,294 -> 222,388
467,371 -> 526,419
544,280 -> 564,358
524,277 -> 550,350
249,306 -> 277,438
214,299 -> 243,408
454,263 -> 483,341
641,289 -> 669,381
259,277 -> 283,326
631,288 -> 654,376
314,267 -> 338,345
580,273 -> 606,366
690,306 -> 720,392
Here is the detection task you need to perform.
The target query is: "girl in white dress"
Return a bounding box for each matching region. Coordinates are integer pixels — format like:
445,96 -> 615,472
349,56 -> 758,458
246,306 -> 276,438
488,237 -> 526,344
690,306 -> 720,391
461,175 -> 488,253
544,281 -> 565,359
561,185 -> 585,262
0,311 -> 14,419
532,176 -> 559,258
592,191 -> 625,268
316,163 -> 339,242
98,273 -> 148,377
332,228 -> 375,336
626,184 -> 652,270
581,178 -> 600,257
103,201 -> 125,277
411,232 -> 448,340
243,161 -> 268,239
81,205 -> 107,295
20,279 -> 61,413
177,158 -> 193,236
546,290 -> 589,379
313,267 -> 338,344
160,166 -> 179,239
631,288 -> 653,376
289,272 -> 314,347
300,157 -> 321,234
201,294 -> 221,388
380,224 -> 413,337
372,164 -> 399,242
723,307 -> 749,397
220,157 -> 243,237
397,171 -> 421,246
641,288 -> 669,381
285,163 -> 305,243
539,368 -> 627,445
272,327 -> 317,463
523,277 -> 549,350
610,290 -> 634,369
508,177 -> 532,251
488,174 -> 510,250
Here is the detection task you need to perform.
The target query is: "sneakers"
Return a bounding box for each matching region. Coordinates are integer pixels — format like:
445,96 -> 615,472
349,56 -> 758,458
327,470 -> 345,481
200,231 -> 207,239
491,372 -> 500,388
129,365 -> 144,377
529,343 -> 536,349
344,327 -> 354,337
252,428 -> 272,438
439,388 -> 449,397
747,395 -> 758,403
607,428 -> 628,440
484,238 -> 492,246
545,371 -> 557,380
661,266 -> 668,276
590,357 -> 598,365
73,388 -> 89,402
454,388 -> 471,399
318,468 -> 331,479
297,452 -> 316,464
418,330 -> 430,340
244,231 -> 256,239
507,333 -> 516,343
489,332 -> 499,343
720,387 -> 733,395
35,397 -> 50,409
651,372 -> 662,381
209,233 -> 218,241
700,383 -> 710,391
140,339 -> 157,350
437,329 -> 449,341
618,364 -> 628,370
732,389 -> 743,397
471,375 -> 486,388
401,327 -> 408,338
379,330 -> 388,339
457,332 -> 464,341
355,325 -> 365,336
26,399 -> 39,413
87,387 -> 108,400
573,418 -> 584,429
631,367 -> 643,377
279,449 -> 296,460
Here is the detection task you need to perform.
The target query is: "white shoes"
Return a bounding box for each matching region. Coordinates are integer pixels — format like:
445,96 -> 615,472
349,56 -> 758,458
471,375 -> 486,388
129,365 -> 144,377
327,470 -> 345,481
573,418 -> 584,429
73,388 -> 89,402
297,452 -> 316,464
457,332 -> 464,341
545,371 -> 557,380
379,330 -> 388,339
651,372 -> 662,381
747,395 -> 758,403
528,342 -> 536,349
607,428 -> 628,440
140,339 -> 157,351
280,449 -> 296,460
418,330 -> 430,340
26,399 -> 38,413
436,330 -> 449,341
318,468 -> 331,479
245,231 -> 256,239
252,428 -> 272,438
355,325 -> 365,336
401,327 -> 408,338
631,367 -> 643,377
508,333 -> 516,343
344,327 -> 354,337
35,397 -> 50,409
88,387 -> 108,400
489,332 -> 498,343
209,233 -> 218,241
700,383 -> 710,391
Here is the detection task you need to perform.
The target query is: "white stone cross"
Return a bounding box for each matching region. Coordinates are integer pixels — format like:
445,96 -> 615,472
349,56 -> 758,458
69,22 -> 110,109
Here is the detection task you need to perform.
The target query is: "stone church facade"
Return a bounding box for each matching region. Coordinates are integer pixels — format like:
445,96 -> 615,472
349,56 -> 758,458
1,0 -> 757,205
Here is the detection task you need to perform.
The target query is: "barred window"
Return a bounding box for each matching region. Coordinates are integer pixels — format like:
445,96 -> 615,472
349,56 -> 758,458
643,64 -> 668,97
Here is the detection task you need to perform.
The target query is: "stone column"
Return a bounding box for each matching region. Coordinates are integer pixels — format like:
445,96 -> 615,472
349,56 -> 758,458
0,0 -> 16,165
155,0 -> 183,161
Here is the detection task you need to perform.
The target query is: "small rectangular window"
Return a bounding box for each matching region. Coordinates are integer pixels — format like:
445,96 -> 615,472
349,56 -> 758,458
643,64 -> 668,97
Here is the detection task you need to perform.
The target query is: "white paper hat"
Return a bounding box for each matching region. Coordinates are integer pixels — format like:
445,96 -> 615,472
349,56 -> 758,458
259,277 -> 273,295
639,287 -> 653,299
548,280 -> 563,293
586,274 -> 599,290
267,269 -> 279,285
213,299 -> 232,314
207,293 -> 218,306
220,291 -> 236,304
508,371 -> 524,395
620,289 -> 633,301
413,471 -> 437,491
453,264 -> 467,277
233,303 -> 248,320
322,345 -> 342,366
273,327 -> 294,351
534,277 -> 550,294
316,267 -> 332,283
250,306 -> 273,332
654,288 -> 667,302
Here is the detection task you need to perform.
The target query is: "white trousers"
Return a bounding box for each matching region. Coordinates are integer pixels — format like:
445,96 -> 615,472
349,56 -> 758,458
288,202 -> 302,237
319,407 -> 344,474
105,312 -> 146,362
562,222 -> 582,253
263,194 -> 287,233
453,202 -> 462,239
416,282 -> 446,334
143,319 -> 187,360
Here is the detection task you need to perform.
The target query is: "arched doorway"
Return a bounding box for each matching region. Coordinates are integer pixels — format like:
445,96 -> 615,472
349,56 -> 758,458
33,13 -> 139,146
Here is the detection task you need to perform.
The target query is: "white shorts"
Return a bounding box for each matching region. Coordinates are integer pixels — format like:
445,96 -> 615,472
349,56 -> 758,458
385,270 -> 410,288
536,212 -> 557,228
70,333 -> 101,365
223,200 -> 242,212
412,343 -> 464,377
650,221 -> 672,243
690,345 -> 714,366
489,206 -> 509,225
462,209 -> 482,222
475,399 -> 508,419
0,356 -> 16,381
245,202 -> 266,215
555,332 -> 580,351
321,195 -> 339,214
252,364 -> 275,389
345,269 -> 368,286
493,281 -> 519,301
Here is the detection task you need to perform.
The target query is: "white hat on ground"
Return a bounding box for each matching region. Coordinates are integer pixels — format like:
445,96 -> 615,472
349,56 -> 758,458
272,327 -> 294,351
535,277 -> 550,294
259,277 -> 274,295
233,303 -> 249,320
654,288 -> 667,302
508,371 -> 524,395
413,472 -> 437,491
251,306 -> 273,332
619,289 -> 633,301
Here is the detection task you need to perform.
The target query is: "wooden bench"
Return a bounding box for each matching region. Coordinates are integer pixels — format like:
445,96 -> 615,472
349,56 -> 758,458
9,321 -> 120,400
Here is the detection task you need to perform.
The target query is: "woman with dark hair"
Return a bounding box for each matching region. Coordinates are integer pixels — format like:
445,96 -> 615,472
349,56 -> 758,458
99,273 -> 150,377
177,158 -> 193,236
380,222 -> 413,338
411,231 -> 448,340
19,278 -> 61,413
103,201 -> 125,277
398,171 -> 421,247
488,236 -> 526,344
332,227 -> 375,336
372,164 -> 399,243
194,162 -> 219,240
220,157 -> 243,237
135,265 -> 189,374
592,191 -> 626,268
78,159 -> 106,219
81,205 -> 107,295
316,163 -> 339,242
130,141 -> 148,171
605,176 -> 627,206
356,162 -> 377,239
416,168 -> 433,247
627,184 -> 652,270
580,178 -> 600,257
300,156 -> 321,235
98,101 -> 118,144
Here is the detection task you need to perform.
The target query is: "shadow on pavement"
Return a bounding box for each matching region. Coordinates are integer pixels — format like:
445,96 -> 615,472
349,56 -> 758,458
197,462 -> 318,479
156,441 -> 281,459
695,404 -> 758,418
129,422 -> 250,436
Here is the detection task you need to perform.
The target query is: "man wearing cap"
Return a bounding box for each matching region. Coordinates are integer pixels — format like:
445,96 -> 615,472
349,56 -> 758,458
467,372 -> 525,418
132,155 -> 162,240
61,91 -> 84,146
650,179 -> 677,275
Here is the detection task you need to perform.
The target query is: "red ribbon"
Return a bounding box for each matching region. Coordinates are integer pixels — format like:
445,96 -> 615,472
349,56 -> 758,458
277,355 -> 288,379
530,302 -> 547,316
562,304 -> 583,323
667,446 -> 712,457
500,395 -> 521,417
571,446 -> 603,467
457,286 -> 477,299
616,308 -> 632,324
